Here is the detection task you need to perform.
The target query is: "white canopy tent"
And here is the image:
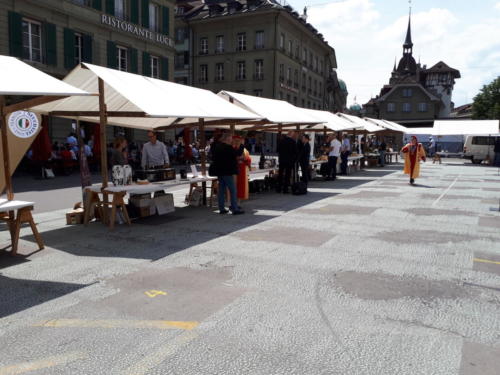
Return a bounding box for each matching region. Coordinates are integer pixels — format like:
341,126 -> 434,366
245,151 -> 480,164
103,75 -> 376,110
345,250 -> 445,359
337,113 -> 385,133
403,127 -> 434,135
365,118 -> 408,133
0,55 -> 91,201
32,63 -> 261,130
299,109 -> 365,132
217,91 -> 322,130
433,120 -> 500,136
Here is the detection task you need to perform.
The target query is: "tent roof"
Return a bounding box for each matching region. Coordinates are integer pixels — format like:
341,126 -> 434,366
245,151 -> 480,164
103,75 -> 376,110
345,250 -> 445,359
218,91 -> 322,124
433,120 -> 499,136
365,118 -> 408,133
31,63 -> 260,129
300,109 -> 365,131
0,55 -> 90,96
337,113 -> 385,132
404,127 -> 434,135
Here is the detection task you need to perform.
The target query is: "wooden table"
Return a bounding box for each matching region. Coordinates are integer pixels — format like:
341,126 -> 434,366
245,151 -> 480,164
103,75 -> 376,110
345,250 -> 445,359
385,152 -> 399,164
0,199 -> 44,256
84,175 -> 217,229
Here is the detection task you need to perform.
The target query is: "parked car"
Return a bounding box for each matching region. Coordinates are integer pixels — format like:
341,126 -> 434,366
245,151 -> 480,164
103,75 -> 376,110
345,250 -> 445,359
463,135 -> 499,164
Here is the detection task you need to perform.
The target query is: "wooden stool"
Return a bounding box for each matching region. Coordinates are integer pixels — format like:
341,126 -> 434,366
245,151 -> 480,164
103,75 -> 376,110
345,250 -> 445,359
83,189 -> 105,225
102,191 -> 131,230
0,206 -> 44,256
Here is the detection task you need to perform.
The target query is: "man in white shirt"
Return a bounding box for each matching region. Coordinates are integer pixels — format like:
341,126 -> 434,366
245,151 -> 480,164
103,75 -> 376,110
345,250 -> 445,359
327,133 -> 341,180
340,133 -> 351,175
141,131 -> 170,169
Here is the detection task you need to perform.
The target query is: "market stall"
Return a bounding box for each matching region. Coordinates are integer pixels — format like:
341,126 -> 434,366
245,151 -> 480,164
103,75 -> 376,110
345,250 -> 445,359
0,55 -> 91,254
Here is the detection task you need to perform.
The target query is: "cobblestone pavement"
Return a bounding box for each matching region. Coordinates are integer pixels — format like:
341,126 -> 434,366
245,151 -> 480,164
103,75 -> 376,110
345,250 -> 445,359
1,160 -> 499,374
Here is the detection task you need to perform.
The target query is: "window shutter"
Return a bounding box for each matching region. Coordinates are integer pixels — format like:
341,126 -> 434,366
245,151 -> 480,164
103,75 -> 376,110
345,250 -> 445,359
160,56 -> 168,81
8,12 -> 23,58
141,0 -> 149,28
92,0 -> 102,10
107,41 -> 117,69
130,0 -> 139,24
142,51 -> 151,76
44,22 -> 57,66
63,28 -> 76,70
129,48 -> 138,73
82,34 -> 93,63
105,0 -> 115,15
161,6 -> 169,35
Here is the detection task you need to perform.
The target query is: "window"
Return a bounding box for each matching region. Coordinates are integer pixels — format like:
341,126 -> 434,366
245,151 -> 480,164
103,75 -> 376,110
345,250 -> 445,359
200,37 -> 208,55
115,0 -> 126,20
117,46 -> 128,71
313,80 -> 317,95
303,47 -> 307,63
254,59 -> 263,79
175,6 -> 185,15
237,61 -> 246,80
174,53 -> 184,69
237,33 -> 246,51
216,35 -> 224,53
293,96 -> 297,105
472,136 -> 496,145
199,64 -> 208,82
286,67 -> 292,84
403,88 -> 413,97
22,18 -> 42,63
302,99 -> 305,107
320,60 -> 323,74
279,64 -> 284,82
288,40 -> 293,55
402,103 -> 411,112
254,89 -> 263,97
387,103 -> 395,113
255,31 -> 264,49
319,82 -> 322,96
418,102 -> 428,112
175,28 -> 185,43
279,33 -> 285,49
286,94 -> 291,103
314,56 -> 318,71
73,0 -> 92,6
279,92 -> 283,100
149,3 -> 160,32
215,63 -> 224,81
74,33 -> 83,65
295,45 -> 299,59
308,77 -> 312,93
309,51 -> 313,67
150,55 -> 159,78
294,69 -> 298,88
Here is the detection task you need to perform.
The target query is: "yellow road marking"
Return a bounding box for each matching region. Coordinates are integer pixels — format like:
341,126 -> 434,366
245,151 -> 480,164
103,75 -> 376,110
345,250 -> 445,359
123,330 -> 198,375
0,351 -> 85,375
34,319 -> 198,330
144,290 -> 167,298
474,258 -> 500,266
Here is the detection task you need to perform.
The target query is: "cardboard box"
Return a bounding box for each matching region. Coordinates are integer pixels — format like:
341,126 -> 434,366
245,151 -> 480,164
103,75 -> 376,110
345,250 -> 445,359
137,205 -> 156,217
130,195 -> 153,208
154,193 -> 175,215
66,208 -> 84,225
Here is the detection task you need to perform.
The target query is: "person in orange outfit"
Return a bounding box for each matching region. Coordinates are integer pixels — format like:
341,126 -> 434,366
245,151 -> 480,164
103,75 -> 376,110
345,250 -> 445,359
233,136 -> 252,201
401,135 -> 426,185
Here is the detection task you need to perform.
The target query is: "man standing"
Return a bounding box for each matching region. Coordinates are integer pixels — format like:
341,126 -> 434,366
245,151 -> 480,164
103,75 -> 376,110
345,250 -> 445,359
378,138 -> 387,167
340,133 -> 351,175
141,131 -> 170,169
327,133 -> 341,181
494,137 -> 500,167
298,134 -> 311,185
277,131 -> 298,193
212,133 -> 243,215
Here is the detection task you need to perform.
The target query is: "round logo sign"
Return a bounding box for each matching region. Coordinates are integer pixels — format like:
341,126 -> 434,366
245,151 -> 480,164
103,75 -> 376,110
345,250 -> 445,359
8,111 -> 40,139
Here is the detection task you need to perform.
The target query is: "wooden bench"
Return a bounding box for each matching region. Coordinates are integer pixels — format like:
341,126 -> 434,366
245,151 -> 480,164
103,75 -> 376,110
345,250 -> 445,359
0,199 -> 44,256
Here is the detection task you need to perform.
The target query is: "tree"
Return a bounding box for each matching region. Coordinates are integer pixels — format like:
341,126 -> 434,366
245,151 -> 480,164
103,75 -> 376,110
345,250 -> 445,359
472,76 -> 500,120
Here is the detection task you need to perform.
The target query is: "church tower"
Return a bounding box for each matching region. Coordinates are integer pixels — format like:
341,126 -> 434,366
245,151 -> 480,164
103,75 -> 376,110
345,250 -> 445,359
396,9 -> 417,76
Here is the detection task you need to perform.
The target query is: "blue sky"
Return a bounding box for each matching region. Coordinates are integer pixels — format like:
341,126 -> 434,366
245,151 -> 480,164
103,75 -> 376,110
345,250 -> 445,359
285,0 -> 500,107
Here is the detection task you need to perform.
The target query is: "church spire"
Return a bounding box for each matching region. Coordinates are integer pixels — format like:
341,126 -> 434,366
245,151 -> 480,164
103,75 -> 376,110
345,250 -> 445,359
403,1 -> 413,53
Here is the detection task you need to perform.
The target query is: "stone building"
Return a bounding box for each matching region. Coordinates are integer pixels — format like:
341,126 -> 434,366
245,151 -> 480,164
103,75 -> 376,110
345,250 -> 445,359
175,0 -> 347,112
0,0 -> 175,141
363,12 -> 460,127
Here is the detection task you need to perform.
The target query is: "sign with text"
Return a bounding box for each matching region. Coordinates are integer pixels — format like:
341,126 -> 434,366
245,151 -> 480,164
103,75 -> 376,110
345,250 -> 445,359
101,14 -> 174,48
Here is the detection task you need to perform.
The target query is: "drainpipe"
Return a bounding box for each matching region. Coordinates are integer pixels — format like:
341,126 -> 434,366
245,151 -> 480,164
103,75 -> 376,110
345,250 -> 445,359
272,12 -> 279,99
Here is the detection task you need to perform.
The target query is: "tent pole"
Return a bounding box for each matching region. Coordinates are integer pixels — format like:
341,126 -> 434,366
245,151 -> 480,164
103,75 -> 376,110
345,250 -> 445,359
0,96 -> 14,200
98,78 -> 109,224
199,118 -> 207,176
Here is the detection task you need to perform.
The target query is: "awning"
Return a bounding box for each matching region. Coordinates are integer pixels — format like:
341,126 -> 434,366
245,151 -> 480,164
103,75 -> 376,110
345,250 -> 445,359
337,113 -> 385,132
300,109 -> 365,131
433,120 -> 500,136
0,55 -> 90,96
218,91 -> 322,125
31,63 -> 260,129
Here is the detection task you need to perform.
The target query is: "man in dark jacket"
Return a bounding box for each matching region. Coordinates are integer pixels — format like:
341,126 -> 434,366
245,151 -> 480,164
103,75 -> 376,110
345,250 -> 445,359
212,133 -> 244,215
298,134 -> 311,185
277,131 -> 298,193
494,137 -> 500,167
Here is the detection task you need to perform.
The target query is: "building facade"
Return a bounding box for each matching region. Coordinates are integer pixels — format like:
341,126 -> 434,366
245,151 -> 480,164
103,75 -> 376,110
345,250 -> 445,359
363,13 -> 460,127
175,0 -> 347,112
0,0 -> 175,141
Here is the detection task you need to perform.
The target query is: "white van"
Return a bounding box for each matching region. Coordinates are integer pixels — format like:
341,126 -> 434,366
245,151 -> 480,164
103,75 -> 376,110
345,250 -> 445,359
463,135 -> 500,164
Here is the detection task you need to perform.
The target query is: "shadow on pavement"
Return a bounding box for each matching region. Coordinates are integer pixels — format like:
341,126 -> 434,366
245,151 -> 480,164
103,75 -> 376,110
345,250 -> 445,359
0,275 -> 89,318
